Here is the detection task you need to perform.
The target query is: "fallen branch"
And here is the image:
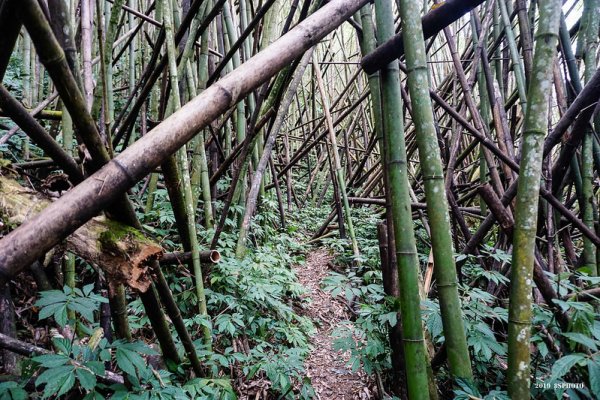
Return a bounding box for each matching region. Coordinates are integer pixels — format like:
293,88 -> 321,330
0,332 -> 124,385
159,250 -> 221,265
566,287 -> 600,302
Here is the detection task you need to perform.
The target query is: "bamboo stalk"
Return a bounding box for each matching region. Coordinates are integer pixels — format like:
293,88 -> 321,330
397,0 -> 473,382
580,0 -> 599,277
312,57 -> 360,260
374,0 -> 430,398
161,0 -> 211,349
507,2 -> 561,398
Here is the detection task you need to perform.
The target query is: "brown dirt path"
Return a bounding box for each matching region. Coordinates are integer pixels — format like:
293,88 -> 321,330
297,248 -> 373,399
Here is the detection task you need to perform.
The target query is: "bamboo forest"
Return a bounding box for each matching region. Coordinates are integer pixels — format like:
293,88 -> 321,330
1,0 -> 600,398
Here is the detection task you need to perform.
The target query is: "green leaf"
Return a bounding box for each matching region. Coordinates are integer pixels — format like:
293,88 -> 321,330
36,365 -> 74,399
82,391 -> 105,400
550,353 -> 586,382
76,368 -> 97,391
589,361 -> 600,399
36,365 -> 74,386
52,337 -> 72,355
55,372 -> 76,398
562,332 -> 599,351
35,291 -> 66,307
85,361 -> 105,376
246,363 -> 261,380
32,354 -> 70,368
53,304 -> 69,327
0,382 -> 28,400
82,283 -> 95,297
115,348 -> 137,378
70,298 -> 96,322
37,303 -> 62,321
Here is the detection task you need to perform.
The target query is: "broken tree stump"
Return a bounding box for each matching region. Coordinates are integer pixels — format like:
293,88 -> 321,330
0,176 -> 162,292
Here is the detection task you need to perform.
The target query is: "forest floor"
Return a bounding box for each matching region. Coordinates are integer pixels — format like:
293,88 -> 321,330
296,248 -> 373,399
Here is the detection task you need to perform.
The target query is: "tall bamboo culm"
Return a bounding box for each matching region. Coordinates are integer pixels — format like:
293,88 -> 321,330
580,0 -> 599,276
507,2 -> 561,398
312,58 -> 361,261
374,0 -> 430,398
397,0 -> 473,382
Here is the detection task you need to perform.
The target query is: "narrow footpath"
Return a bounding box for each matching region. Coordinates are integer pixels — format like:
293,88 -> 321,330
296,248 -> 372,399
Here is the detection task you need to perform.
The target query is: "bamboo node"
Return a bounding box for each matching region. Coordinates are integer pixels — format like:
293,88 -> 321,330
508,318 -> 531,326
436,282 -> 458,288
422,174 -> 444,181
111,158 -> 136,186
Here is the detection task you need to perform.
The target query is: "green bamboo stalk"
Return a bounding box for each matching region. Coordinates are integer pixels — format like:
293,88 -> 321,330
22,32 -> 32,108
581,0 -> 599,277
61,39 -> 76,315
397,0 -> 473,382
507,2 -> 561,398
581,131 -> 596,275
108,283 -> 132,341
222,1 -> 247,211
515,0 -> 533,83
127,0 -> 136,145
92,0 -> 126,130
187,1 -> 214,229
357,6 -> 410,397
497,0 -> 527,110
492,5 -> 504,97
374,0 -> 430,398
162,0 -> 211,349
81,0 -> 93,108
190,131 -> 214,229
313,57 -> 360,260
145,173 -> 160,212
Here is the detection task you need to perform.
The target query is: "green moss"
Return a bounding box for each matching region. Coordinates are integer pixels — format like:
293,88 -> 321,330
98,219 -> 146,252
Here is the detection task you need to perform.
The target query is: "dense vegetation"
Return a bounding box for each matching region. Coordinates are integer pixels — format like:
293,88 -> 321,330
1,0 -> 600,399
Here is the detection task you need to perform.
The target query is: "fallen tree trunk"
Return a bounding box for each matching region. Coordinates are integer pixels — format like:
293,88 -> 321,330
0,176 -> 161,292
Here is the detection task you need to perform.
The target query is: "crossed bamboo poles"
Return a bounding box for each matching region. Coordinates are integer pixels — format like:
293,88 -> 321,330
0,0 -> 598,397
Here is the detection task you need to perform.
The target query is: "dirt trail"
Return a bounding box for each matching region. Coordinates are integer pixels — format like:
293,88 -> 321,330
297,249 -> 372,399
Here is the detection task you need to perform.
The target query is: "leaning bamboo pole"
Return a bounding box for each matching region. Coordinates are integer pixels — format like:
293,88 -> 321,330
397,0 -> 472,382
312,57 -> 360,260
236,48 -> 314,258
0,0 -> 371,281
507,2 -> 561,398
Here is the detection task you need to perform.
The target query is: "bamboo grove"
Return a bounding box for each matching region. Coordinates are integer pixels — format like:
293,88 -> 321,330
0,0 -> 599,398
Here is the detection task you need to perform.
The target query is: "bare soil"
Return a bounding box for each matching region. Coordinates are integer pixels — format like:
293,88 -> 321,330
297,248 -> 373,399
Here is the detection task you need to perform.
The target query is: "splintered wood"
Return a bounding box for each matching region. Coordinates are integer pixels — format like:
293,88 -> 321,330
0,175 -> 162,291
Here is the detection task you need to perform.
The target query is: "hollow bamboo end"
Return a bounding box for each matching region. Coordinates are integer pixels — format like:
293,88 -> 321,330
209,250 -> 221,264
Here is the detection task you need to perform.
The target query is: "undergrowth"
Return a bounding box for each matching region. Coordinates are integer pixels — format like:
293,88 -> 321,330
292,205 -> 600,400
3,192 -> 316,399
